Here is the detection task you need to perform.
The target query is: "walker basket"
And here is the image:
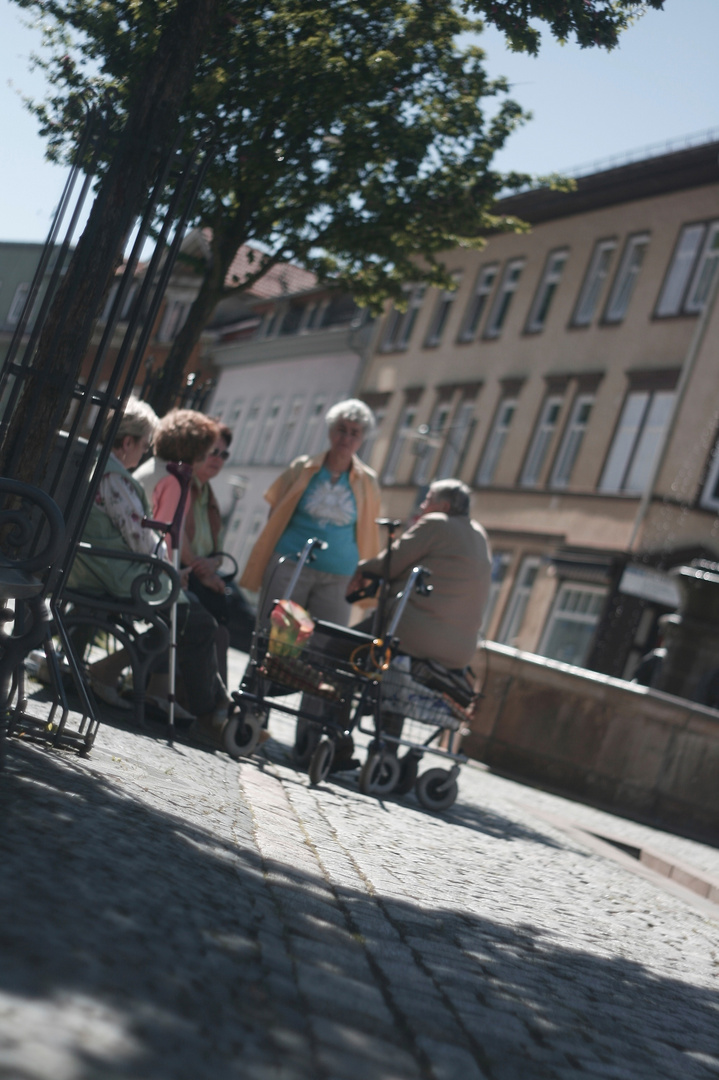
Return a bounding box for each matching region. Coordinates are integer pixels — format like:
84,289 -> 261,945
380,663 -> 466,731
259,651 -> 343,701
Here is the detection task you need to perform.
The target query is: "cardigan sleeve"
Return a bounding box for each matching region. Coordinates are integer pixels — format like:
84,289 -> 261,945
264,458 -> 306,512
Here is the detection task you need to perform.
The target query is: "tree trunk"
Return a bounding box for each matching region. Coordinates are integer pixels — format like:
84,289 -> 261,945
0,0 -> 224,483
148,257 -> 229,416
147,213 -> 266,416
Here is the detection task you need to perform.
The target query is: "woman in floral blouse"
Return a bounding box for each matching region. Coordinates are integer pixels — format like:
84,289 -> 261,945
69,398 -> 230,740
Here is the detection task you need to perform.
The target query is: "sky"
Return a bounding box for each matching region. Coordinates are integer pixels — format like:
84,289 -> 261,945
1,0 -> 718,244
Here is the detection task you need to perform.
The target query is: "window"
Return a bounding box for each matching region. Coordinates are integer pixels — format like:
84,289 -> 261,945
458,265 -> 497,342
295,394 -> 327,457
359,406 -> 386,466
520,395 -> 563,487
603,233 -> 649,323
484,260 -> 524,338
497,556 -> 540,645
157,299 -> 190,342
382,285 -> 425,351
685,221 -> 719,314
525,250 -> 568,333
300,301 -> 327,332
6,282 -> 30,326
225,399 -> 244,461
320,293 -> 362,329
253,396 -> 284,464
481,551 -> 511,636
262,308 -> 281,338
273,394 -> 305,464
425,275 -> 461,347
475,397 -> 517,486
599,389 -> 675,494
550,393 -> 594,489
279,303 -> 304,336
571,240 -> 616,327
700,435 -> 719,511
539,583 -> 606,667
383,404 -> 418,484
226,398 -> 244,435
413,399 -> 453,485
233,397 -> 262,463
655,223 -> 707,317
436,398 -> 476,479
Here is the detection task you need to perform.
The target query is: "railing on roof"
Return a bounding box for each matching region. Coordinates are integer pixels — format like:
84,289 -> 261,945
560,126 -> 719,179
501,127 -> 719,200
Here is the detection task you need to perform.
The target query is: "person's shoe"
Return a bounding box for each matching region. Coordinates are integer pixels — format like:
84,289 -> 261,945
89,678 -> 132,712
146,696 -> 196,727
329,757 -> 361,774
191,702 -> 230,749
26,650 -> 50,684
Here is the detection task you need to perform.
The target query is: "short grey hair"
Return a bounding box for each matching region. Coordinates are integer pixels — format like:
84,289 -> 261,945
104,396 -> 159,448
325,398 -> 375,435
429,478 -> 471,517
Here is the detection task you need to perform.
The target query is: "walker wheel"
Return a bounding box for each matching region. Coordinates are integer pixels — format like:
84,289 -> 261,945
223,707 -> 265,759
415,767 -> 458,812
359,751 -> 401,797
308,737 -> 335,785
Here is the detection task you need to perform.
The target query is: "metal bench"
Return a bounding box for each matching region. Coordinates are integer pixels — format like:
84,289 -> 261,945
0,478 -> 66,765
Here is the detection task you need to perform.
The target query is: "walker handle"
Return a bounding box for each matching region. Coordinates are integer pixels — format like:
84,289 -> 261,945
141,461 -> 194,550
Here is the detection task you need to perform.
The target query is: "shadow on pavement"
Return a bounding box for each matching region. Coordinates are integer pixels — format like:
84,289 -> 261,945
2,740 -> 718,1080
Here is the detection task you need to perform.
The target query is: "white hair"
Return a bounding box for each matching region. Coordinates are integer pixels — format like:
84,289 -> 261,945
429,478 -> 471,516
104,396 -> 159,447
325,398 -> 376,435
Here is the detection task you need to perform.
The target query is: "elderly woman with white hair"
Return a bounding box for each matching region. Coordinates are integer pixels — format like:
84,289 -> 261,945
68,397 -> 231,741
240,398 -> 382,626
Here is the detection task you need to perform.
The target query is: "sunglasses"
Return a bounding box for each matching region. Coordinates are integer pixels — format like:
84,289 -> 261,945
209,448 -> 230,460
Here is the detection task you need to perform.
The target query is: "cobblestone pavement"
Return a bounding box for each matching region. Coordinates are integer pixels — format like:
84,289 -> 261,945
2,651 -> 719,1080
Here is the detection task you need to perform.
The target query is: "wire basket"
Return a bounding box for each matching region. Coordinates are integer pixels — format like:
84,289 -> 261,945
255,631 -> 363,702
259,652 -> 343,700
380,662 -> 465,730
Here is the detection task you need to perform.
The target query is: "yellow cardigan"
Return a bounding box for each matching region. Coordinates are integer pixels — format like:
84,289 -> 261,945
239,453 -> 382,591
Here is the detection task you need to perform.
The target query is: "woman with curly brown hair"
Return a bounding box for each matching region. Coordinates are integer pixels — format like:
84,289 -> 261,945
135,409 -> 234,681
135,409 -> 220,555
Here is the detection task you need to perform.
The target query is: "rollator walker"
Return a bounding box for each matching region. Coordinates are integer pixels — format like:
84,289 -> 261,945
232,519 -> 476,812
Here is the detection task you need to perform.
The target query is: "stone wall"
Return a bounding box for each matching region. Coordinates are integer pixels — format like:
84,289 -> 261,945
466,642 -> 719,841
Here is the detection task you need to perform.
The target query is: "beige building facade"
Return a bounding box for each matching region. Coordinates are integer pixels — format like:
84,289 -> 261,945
357,139 -> 719,680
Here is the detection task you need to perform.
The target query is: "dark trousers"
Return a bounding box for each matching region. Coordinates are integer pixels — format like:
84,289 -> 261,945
150,594 -> 225,717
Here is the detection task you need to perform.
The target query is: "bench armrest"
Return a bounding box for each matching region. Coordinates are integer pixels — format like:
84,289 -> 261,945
71,543 -> 182,611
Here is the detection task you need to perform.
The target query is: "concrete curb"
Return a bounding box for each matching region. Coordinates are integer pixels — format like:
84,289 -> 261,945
529,807 -> 719,921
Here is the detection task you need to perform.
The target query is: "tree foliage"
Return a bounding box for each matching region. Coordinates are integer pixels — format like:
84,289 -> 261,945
11,0 -> 664,418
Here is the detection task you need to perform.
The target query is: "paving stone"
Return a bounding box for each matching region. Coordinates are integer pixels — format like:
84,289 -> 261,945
3,674 -> 719,1080
416,1037 -> 491,1080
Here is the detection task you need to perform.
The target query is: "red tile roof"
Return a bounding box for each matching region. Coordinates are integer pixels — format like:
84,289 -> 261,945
223,243 -> 318,297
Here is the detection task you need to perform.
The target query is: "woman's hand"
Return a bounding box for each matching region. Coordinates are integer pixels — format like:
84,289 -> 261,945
189,555 -> 222,577
190,558 -> 226,594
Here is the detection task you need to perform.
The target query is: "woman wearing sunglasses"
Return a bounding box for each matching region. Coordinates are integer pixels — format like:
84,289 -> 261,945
135,409 -> 234,680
